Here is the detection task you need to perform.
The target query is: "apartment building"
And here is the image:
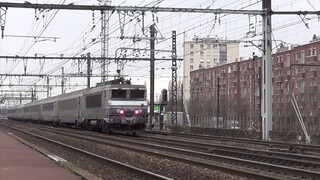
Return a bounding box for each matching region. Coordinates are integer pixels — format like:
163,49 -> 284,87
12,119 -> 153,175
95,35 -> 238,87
189,35 -> 320,135
183,37 -> 240,101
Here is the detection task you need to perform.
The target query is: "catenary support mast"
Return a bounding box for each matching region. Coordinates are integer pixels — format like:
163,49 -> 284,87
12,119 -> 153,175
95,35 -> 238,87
99,0 -> 111,82
171,31 -> 177,125
261,0 -> 272,140
149,24 -> 156,129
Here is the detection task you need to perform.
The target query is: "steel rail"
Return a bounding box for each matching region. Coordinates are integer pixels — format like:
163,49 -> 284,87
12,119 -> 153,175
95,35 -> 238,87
143,130 -> 320,154
135,135 -> 320,167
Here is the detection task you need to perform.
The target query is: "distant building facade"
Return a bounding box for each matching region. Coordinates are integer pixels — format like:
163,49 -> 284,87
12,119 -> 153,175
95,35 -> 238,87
183,37 -> 240,101
190,35 -> 320,135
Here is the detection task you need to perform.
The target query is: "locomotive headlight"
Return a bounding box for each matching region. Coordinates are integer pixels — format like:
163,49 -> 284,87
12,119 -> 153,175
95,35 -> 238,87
116,109 -> 125,116
134,109 -> 142,116
119,109 -> 125,115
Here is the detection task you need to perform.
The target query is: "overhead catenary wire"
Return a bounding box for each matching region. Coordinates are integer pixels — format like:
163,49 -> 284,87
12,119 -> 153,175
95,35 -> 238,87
1,0 -> 319,100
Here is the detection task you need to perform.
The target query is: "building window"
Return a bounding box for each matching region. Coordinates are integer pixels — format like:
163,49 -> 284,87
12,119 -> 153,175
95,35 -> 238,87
309,49 -> 312,56
190,51 -> 194,56
190,65 -> 193,70
200,51 -> 204,56
301,51 -> 305,64
207,58 -> 210,63
287,95 -> 291,102
313,48 -> 317,56
190,44 -> 194,48
207,65 -> 210,68
309,93 -> 315,101
190,58 -> 194,63
277,69 -> 282,76
295,67 -> 299,74
278,82 -> 283,89
287,68 -> 290,76
310,78 -> 316,86
286,54 -> 290,67
200,44 -> 204,49
277,109 -> 281,115
277,96 -> 281,103
295,53 -> 298,61
200,58 -> 204,63
207,44 -> 211,49
301,80 -> 305,93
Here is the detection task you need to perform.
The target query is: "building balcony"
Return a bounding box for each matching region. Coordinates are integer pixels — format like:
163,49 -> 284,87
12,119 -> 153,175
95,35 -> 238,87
307,101 -> 317,107
274,89 -> 283,95
273,103 -> 282,109
220,73 -> 226,77
305,55 -> 318,63
306,71 -> 317,77
231,71 -> 237,76
273,76 -> 283,82
220,84 -> 226,88
275,62 -> 284,68
306,86 -> 318,92
297,72 -> 305,79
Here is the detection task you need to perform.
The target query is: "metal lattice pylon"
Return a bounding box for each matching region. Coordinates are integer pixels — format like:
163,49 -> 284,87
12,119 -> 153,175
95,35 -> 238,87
171,31 -> 177,125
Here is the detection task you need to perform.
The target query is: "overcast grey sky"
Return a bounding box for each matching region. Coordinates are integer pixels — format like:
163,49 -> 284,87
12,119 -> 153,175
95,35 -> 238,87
0,0 -> 319,104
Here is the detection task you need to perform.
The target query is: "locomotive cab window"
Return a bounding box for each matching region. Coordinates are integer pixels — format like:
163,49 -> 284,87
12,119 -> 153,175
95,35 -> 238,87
86,94 -> 102,108
111,89 -> 127,98
130,90 -> 145,99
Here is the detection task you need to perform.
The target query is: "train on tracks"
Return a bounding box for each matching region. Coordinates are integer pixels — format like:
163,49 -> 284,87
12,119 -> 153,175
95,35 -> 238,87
7,78 -> 148,135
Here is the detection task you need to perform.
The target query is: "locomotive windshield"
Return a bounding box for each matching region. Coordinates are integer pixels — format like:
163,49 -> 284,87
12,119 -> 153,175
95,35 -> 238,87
111,89 -> 145,99
129,90 -> 145,99
111,89 -> 126,98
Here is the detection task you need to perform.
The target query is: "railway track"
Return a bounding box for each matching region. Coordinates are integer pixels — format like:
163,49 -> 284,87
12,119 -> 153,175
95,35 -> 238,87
135,134 -> 320,169
5,122 -> 320,180
143,130 -> 320,155
0,123 -> 171,180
